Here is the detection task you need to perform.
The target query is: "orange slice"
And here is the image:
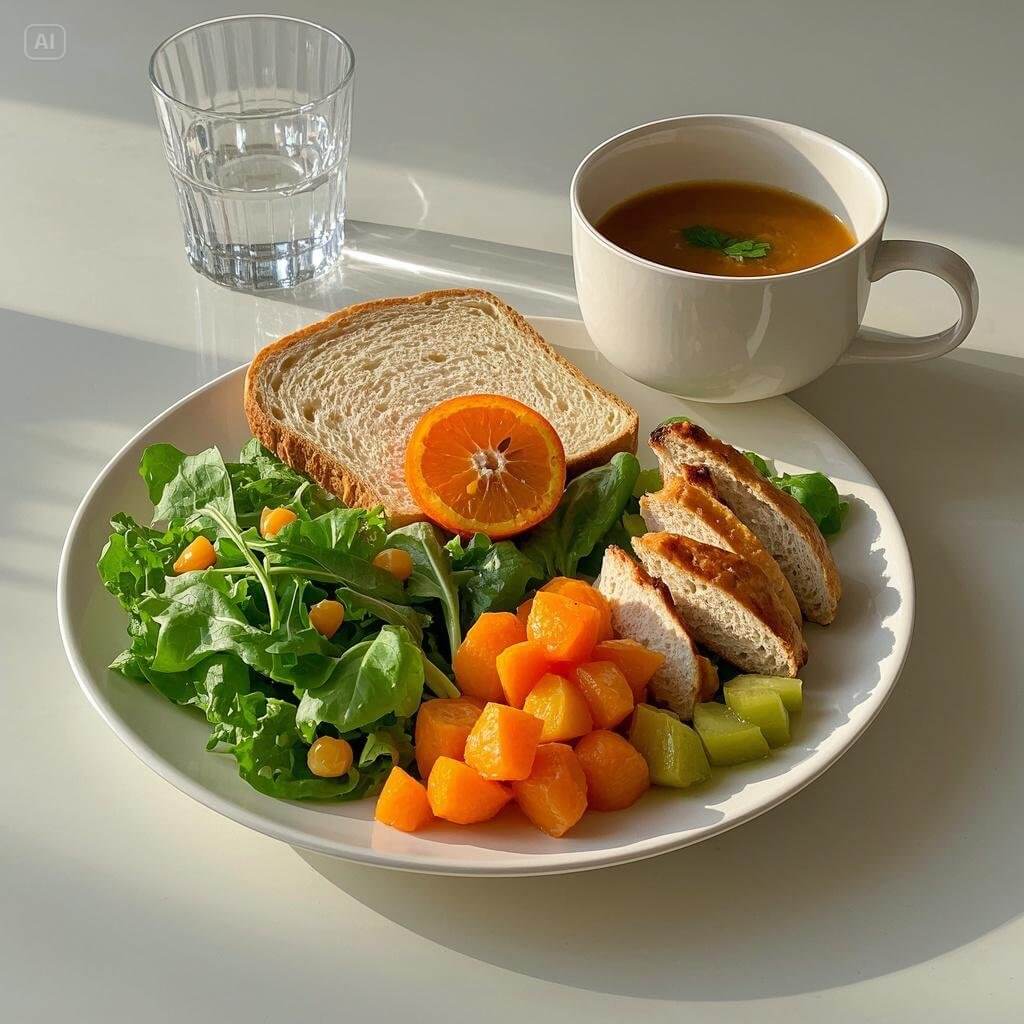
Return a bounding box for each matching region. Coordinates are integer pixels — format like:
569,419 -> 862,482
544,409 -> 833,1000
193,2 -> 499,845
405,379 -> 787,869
404,394 -> 566,539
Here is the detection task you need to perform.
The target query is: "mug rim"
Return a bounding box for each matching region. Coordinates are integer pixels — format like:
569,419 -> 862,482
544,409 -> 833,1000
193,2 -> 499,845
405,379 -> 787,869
149,14 -> 356,119
570,113 -> 890,284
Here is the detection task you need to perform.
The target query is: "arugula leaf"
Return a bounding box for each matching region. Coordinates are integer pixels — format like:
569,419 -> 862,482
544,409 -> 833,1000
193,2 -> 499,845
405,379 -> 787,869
224,693 -> 368,800
682,225 -> 772,262
386,522 -> 463,656
446,533 -> 541,623
265,509 -> 403,602
145,446 -> 237,529
228,441 -> 341,527
521,452 -> 640,579
296,626 -> 424,741
359,723 -> 414,770
335,586 -> 430,645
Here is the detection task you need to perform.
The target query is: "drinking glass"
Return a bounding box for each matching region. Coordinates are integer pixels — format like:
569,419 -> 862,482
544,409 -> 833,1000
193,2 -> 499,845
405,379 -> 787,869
149,15 -> 355,290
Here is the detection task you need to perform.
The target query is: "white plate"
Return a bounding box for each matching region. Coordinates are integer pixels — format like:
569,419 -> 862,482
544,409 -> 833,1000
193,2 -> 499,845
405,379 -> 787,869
58,316 -> 913,876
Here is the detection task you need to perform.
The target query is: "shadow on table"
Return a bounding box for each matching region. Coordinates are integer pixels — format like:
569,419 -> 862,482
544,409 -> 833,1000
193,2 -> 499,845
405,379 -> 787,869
297,348 -> 1024,1000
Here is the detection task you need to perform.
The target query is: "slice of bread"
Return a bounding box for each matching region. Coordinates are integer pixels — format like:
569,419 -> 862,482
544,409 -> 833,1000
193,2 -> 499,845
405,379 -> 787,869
245,289 -> 639,524
640,474 -> 803,625
650,421 -> 841,624
632,532 -> 808,677
594,545 -> 704,720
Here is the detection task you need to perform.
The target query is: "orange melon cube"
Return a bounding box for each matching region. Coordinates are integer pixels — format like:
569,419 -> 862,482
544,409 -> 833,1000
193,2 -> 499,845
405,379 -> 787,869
541,577 -> 614,641
593,639 -> 667,701
573,661 -> 635,729
511,742 -> 588,837
463,702 -> 544,781
496,639 -> 551,708
526,590 -> 601,663
516,597 -> 534,630
414,697 -> 484,779
426,757 -> 512,824
574,731 -> 650,811
375,766 -> 434,833
452,612 -> 526,702
523,673 -> 593,742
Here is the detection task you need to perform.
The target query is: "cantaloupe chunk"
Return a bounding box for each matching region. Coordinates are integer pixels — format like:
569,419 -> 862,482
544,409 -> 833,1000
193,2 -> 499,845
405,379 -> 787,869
426,757 -> 511,824
522,673 -> 593,742
592,639 -> 666,700
541,578 -> 614,641
452,612 -> 526,702
516,597 -> 534,630
375,766 -> 434,832
511,743 -> 588,837
496,639 -> 551,708
526,590 -> 601,663
463,702 -> 544,781
573,661 -> 635,729
414,697 -> 484,779
574,731 -> 650,811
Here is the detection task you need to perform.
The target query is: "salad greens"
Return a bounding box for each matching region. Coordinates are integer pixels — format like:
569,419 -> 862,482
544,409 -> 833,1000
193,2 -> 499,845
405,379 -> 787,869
98,427 -> 847,804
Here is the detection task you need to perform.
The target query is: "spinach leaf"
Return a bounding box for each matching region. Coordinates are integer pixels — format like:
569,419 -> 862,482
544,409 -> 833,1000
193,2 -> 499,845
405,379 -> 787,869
521,452 -> 640,579
773,472 -> 849,535
386,522 -> 463,656
296,626 -> 425,741
446,533 -> 541,622
633,466 -> 663,499
743,451 -> 848,536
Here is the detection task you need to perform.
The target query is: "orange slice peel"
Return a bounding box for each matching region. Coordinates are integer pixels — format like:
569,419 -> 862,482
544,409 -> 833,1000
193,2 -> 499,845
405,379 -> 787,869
404,394 -> 566,539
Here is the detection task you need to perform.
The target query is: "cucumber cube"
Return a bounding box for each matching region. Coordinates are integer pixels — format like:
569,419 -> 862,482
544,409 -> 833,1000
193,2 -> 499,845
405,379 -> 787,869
723,686 -> 790,746
723,674 -> 803,713
629,704 -> 711,788
692,702 -> 770,766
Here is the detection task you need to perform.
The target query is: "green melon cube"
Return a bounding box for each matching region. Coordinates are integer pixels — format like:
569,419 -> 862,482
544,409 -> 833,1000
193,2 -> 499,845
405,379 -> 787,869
629,704 -> 711,788
724,674 -> 803,713
723,686 -> 790,746
692,702 -> 770,766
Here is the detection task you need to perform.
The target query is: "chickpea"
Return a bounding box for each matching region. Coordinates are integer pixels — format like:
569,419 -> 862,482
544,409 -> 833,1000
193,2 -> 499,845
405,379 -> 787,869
307,736 -> 353,778
260,506 -> 298,538
309,599 -> 345,639
373,547 -> 414,582
173,536 -> 217,574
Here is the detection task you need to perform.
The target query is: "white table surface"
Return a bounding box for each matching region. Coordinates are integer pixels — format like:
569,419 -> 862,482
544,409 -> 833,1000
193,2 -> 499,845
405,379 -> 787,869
3,2 -> 1023,1020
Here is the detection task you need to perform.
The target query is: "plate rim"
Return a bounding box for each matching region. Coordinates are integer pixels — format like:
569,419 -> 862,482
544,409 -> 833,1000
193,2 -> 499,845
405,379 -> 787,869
57,315 -> 915,876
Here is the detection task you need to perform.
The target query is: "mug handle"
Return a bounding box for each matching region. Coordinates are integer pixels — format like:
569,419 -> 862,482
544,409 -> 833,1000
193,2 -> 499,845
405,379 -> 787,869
840,239 -> 979,364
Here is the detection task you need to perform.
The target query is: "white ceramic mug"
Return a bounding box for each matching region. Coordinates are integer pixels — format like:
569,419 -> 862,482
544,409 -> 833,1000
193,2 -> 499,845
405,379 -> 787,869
571,115 -> 979,402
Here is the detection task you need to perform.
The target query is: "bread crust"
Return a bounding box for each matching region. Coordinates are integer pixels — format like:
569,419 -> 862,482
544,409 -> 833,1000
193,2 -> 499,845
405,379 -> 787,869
649,421 -> 841,624
641,475 -> 803,626
634,532 -> 808,674
244,288 -> 639,521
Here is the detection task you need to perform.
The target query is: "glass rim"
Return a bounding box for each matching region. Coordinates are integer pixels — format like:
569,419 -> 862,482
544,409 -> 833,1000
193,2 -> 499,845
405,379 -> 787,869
148,14 -> 356,119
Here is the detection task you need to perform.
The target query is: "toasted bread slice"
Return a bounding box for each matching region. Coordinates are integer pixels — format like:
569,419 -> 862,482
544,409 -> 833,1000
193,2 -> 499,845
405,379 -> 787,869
650,421 -> 841,624
632,532 -> 807,677
245,289 -> 639,524
640,474 -> 803,625
594,545 -> 704,720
